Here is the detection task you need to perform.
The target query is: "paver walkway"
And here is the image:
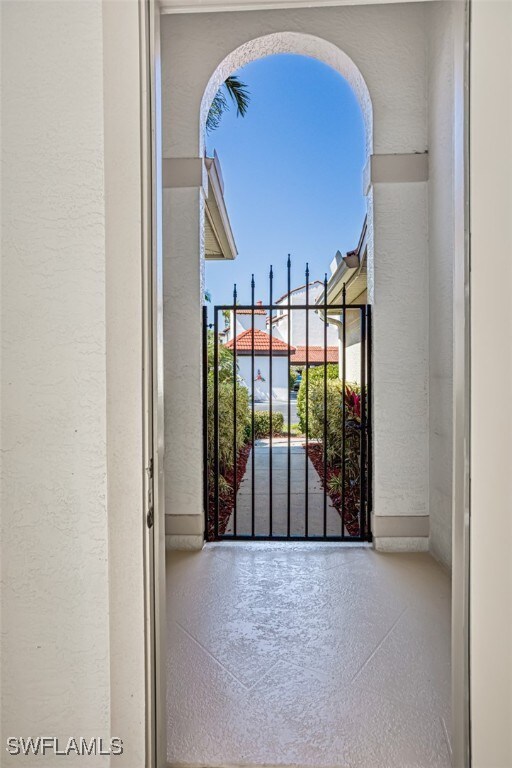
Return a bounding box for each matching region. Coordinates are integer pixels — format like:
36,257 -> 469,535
225,437 -> 343,537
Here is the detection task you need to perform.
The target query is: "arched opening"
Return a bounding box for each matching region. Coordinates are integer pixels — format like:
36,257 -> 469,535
200,32 -> 373,156
162,5 -> 455,764
202,49 -> 372,541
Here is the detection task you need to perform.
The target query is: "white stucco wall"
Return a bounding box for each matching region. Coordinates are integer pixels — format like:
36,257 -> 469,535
227,311 -> 268,340
162,4 -> 428,158
470,3 -> 512,765
161,2 -> 431,546
1,2 -> 147,763
426,1 -> 457,569
371,182 -> 429,520
274,285 -> 338,346
1,3 -> 109,757
345,343 -> 362,385
237,356 -> 289,402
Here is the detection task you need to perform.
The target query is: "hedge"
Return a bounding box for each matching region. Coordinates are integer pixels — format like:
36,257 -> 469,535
297,364 -> 339,432
250,410 -> 284,439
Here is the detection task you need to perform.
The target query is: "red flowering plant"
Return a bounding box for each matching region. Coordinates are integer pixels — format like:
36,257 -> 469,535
299,371 -> 365,535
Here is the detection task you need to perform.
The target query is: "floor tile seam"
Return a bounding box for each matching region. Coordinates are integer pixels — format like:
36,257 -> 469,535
441,715 -> 453,757
350,677 -> 450,721
174,620 -> 251,690
349,606 -> 409,684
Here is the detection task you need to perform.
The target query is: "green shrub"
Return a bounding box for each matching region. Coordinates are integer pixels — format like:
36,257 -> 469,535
297,364 -> 339,432
250,410 -> 284,439
206,332 -> 250,480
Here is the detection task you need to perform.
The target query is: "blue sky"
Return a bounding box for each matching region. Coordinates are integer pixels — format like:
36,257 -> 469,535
205,53 -> 366,308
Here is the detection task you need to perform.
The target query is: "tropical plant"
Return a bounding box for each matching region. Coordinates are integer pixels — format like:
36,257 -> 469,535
297,364 -> 363,518
206,75 -> 250,133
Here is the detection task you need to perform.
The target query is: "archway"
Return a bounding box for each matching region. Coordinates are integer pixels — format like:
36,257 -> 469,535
161,5 -> 453,766
162,10 -> 431,555
200,32 -> 373,157
202,46 -> 372,541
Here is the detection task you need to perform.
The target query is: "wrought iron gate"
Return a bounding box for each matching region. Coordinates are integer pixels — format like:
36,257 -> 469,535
203,260 -> 372,542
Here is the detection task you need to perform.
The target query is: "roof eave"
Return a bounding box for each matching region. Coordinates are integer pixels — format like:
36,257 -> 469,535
204,154 -> 238,261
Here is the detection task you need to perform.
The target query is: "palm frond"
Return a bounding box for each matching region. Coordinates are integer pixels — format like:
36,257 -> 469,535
206,75 -> 251,133
223,75 -> 250,117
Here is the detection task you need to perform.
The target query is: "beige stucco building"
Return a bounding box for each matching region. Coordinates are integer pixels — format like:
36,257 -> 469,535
1,2 -> 511,767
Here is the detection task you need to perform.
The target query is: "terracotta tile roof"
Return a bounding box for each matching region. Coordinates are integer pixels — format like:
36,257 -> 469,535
291,346 -> 339,364
225,329 -> 294,354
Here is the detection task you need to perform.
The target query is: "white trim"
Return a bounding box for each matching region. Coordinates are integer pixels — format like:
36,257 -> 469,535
204,156 -> 238,260
161,0 -> 435,14
363,152 -> 429,192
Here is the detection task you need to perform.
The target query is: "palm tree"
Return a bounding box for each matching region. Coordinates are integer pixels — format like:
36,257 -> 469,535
206,75 -> 250,133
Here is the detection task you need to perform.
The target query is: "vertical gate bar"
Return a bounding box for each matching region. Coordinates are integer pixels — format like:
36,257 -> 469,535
305,265 -> 310,538
366,305 -> 373,539
214,308 -> 220,539
341,283 -> 347,538
203,306 -> 209,541
269,266 -> 273,538
359,307 -> 367,541
287,256 -> 292,538
251,275 -> 256,538
323,273 -> 328,538
233,284 -> 238,537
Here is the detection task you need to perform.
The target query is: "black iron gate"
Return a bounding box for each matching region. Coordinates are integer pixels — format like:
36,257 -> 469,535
203,260 -> 372,542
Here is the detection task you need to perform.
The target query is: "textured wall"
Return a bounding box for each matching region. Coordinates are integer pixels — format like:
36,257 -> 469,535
470,2 -> 512,765
164,187 -> 205,522
161,2 -> 431,542
1,0 -> 110,758
427,1 -> 456,569
161,3 -> 428,157
1,2 -> 147,762
237,356 -> 290,402
372,183 -> 429,518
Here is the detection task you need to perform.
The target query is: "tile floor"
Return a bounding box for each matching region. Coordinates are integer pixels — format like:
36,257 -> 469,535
166,543 -> 451,768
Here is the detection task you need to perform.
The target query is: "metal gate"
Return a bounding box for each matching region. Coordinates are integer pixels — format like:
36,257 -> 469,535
203,260 -> 372,542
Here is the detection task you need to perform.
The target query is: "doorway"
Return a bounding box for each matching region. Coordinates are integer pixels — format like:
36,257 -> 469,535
159,2 -> 469,766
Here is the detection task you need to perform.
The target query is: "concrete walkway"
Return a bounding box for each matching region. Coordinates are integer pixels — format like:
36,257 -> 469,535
254,393 -> 298,426
226,437 -> 342,537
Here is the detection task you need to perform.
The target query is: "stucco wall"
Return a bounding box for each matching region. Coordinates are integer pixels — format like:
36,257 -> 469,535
161,1 -> 431,545
237,356 -> 289,402
371,182 -> 429,520
426,1 -> 457,569
470,2 -> 512,764
1,3 -> 110,758
161,3 -> 428,157
1,2 -> 147,763
228,311 -> 268,340
274,285 -> 338,347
